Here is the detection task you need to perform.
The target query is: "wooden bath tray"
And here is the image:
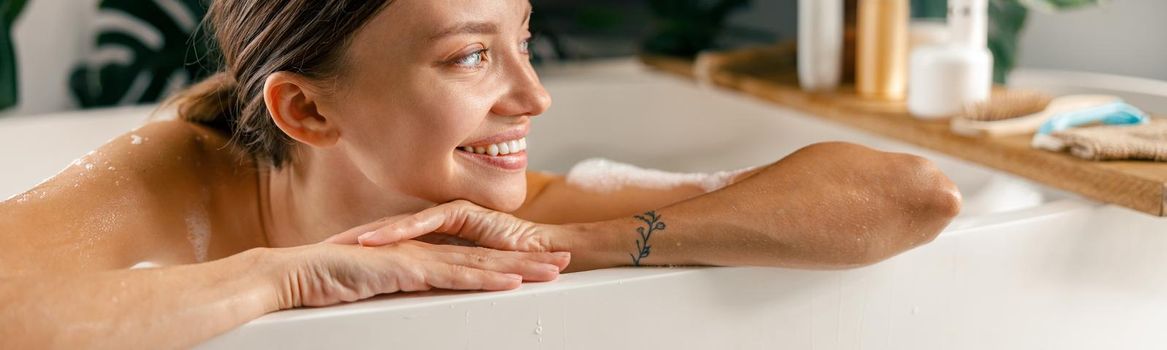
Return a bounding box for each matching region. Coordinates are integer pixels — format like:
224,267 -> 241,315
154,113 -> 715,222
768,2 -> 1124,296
641,45 -> 1167,217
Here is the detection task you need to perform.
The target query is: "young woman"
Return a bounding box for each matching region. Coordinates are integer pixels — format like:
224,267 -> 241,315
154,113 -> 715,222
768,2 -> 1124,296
0,0 -> 961,347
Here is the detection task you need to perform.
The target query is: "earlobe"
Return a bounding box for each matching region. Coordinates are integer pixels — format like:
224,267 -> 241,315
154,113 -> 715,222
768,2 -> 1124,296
263,72 -> 340,147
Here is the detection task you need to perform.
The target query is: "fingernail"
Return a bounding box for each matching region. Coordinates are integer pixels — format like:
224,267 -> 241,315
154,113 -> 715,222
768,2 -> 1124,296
357,231 -> 376,242
553,252 -> 571,259
543,264 -> 561,274
506,274 -> 523,281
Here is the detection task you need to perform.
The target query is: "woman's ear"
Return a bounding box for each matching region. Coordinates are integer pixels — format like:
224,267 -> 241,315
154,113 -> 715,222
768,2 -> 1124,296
263,72 -> 340,147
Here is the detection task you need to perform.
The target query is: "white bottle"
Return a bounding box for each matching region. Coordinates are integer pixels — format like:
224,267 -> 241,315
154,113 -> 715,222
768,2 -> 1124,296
798,0 -> 844,92
907,0 -> 994,119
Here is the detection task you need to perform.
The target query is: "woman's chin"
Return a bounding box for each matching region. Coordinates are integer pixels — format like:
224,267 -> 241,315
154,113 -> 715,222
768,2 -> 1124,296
469,181 -> 528,212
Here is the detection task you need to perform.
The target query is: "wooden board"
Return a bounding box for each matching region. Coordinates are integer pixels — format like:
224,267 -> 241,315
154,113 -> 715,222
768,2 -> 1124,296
641,45 -> 1167,217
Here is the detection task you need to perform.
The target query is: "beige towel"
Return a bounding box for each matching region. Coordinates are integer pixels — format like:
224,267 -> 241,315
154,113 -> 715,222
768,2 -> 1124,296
1051,120 -> 1167,161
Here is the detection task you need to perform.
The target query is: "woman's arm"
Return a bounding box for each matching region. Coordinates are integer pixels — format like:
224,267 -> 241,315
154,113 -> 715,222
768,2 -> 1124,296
0,249 -> 277,349
514,164 -> 761,225
356,142 -> 961,271
0,241 -> 569,349
561,142 -> 961,270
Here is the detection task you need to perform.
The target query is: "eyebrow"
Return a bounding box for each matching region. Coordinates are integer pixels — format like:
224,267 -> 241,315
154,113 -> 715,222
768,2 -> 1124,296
428,21 -> 500,41
427,4 -> 533,41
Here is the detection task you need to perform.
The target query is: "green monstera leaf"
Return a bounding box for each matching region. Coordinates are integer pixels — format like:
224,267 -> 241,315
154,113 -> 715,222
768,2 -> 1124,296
69,0 -> 217,108
643,0 -> 750,57
1017,0 -> 1102,11
1,0 -> 28,111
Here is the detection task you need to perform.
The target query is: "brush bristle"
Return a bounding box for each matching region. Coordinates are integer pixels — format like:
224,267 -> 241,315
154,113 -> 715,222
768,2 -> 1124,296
958,90 -> 1054,122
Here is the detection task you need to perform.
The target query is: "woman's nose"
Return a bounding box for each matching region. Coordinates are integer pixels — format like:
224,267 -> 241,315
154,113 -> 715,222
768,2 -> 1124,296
491,58 -> 552,118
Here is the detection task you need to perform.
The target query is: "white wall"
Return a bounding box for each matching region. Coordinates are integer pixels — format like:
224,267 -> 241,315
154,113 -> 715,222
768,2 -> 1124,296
1017,0 -> 1167,81
731,0 -> 1167,81
1,0 -> 1164,118
1,0 -> 99,118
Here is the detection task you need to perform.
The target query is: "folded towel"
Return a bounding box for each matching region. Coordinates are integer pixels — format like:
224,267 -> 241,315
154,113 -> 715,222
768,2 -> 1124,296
1049,119 -> 1167,161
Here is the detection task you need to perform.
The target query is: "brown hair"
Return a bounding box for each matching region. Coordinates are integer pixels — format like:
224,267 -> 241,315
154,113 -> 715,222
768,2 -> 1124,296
170,0 -> 391,167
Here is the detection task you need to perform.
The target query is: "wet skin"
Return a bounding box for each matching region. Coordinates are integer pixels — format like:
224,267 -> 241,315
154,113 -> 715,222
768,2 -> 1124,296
0,0 -> 961,347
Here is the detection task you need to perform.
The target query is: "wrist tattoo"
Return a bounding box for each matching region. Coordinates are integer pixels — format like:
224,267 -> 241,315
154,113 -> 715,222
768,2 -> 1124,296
629,211 -> 666,266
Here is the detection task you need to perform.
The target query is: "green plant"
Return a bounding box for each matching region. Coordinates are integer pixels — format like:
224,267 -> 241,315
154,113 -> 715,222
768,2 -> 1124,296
1,0 -> 28,111
642,0 -> 750,57
913,0 -> 1101,83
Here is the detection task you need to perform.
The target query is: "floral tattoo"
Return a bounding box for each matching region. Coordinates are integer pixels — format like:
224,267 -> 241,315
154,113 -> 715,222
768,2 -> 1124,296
629,211 -> 666,266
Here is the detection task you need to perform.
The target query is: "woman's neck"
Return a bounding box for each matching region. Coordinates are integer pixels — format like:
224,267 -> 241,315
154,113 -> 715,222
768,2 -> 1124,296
260,151 -> 434,247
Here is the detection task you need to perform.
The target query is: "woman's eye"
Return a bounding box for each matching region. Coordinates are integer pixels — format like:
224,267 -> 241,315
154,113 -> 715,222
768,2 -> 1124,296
519,39 -> 530,54
455,50 -> 485,67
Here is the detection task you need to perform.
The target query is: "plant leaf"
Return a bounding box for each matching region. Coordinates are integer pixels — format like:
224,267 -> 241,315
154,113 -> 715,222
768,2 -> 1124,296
1018,0 -> 1102,12
988,0 -> 1029,83
0,25 -> 15,111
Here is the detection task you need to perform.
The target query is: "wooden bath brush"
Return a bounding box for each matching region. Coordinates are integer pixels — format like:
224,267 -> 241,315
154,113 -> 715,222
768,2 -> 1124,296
951,91 -> 1121,137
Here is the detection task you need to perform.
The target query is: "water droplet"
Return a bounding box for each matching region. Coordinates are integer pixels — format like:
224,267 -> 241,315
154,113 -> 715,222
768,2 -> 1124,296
534,326 -> 543,335
911,306 -> 920,315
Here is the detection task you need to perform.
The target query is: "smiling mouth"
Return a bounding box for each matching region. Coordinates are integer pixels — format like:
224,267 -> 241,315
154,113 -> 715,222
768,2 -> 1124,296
456,137 -> 527,157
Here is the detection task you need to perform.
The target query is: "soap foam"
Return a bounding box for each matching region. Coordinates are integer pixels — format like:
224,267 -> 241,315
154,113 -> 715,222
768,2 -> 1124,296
130,261 -> 161,269
184,190 -> 212,262
565,158 -> 758,193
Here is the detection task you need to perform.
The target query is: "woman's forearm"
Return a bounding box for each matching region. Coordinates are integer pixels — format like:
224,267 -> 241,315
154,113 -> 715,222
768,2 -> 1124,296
559,142 -> 962,271
0,248 -> 281,349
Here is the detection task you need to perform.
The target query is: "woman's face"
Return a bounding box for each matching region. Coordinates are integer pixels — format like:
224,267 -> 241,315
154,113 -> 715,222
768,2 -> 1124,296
320,0 -> 550,212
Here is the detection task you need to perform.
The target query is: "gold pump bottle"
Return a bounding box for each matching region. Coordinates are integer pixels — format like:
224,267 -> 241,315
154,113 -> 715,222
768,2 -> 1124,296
856,0 -> 909,100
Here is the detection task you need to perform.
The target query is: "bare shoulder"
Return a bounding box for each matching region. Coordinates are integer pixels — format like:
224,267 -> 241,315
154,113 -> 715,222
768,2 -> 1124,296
0,120 -> 263,276
113,120 -> 254,186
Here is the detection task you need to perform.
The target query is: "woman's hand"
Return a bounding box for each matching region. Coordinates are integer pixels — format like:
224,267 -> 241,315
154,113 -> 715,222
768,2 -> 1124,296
324,200 -> 563,253
323,200 -> 622,272
271,239 -> 570,309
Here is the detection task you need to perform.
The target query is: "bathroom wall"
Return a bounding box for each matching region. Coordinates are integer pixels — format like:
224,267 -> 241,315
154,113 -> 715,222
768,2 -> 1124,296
1017,0 -> 1167,81
1,0 -> 1164,118
730,0 -> 1167,81
1,0 -> 100,117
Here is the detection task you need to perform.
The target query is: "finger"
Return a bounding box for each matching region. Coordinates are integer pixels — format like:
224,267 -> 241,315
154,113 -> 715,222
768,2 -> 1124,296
322,227 -> 370,245
322,214 -> 410,244
427,244 -> 571,271
415,233 -> 478,247
432,249 -> 563,282
423,262 -> 522,291
357,202 -> 472,246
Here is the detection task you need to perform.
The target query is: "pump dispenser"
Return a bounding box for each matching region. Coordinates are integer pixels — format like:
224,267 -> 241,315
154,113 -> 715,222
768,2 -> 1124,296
907,0 -> 994,119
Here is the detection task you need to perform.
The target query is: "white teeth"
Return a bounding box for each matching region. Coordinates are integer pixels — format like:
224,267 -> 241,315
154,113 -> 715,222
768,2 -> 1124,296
459,137 -> 528,156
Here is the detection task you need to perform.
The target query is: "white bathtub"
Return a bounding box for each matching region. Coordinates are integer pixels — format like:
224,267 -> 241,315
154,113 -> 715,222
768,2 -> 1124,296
2,60 -> 1165,349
